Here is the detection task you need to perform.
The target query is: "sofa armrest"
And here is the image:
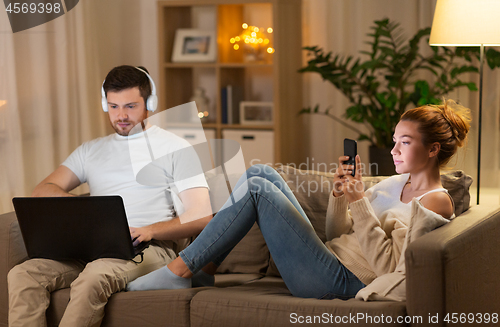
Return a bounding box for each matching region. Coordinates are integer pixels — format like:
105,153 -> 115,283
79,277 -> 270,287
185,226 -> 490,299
0,211 -> 28,327
406,205 -> 500,326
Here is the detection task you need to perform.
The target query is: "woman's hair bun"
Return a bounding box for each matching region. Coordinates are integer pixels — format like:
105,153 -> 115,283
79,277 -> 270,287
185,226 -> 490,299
440,99 -> 471,147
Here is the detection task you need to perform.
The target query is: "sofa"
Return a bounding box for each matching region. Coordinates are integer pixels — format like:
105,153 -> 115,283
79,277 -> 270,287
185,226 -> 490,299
1,166 -> 500,327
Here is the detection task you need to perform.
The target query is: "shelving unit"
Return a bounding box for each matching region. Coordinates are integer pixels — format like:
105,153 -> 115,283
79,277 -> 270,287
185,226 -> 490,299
157,0 -> 303,166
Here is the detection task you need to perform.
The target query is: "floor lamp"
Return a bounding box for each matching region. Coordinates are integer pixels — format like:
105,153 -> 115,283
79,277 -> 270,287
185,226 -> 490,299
429,0 -> 500,205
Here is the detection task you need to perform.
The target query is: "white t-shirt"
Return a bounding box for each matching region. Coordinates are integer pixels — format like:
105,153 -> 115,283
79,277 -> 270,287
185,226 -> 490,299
62,125 -> 208,227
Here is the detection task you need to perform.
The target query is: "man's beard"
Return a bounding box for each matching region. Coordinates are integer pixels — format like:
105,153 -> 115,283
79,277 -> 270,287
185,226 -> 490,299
112,120 -> 133,136
111,112 -> 148,136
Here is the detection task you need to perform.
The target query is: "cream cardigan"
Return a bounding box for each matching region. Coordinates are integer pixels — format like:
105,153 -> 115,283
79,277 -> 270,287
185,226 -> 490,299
324,174 -> 451,300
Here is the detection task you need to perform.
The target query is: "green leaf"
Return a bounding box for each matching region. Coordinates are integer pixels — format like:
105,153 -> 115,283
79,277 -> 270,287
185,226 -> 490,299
420,65 -> 438,75
466,82 -> 478,91
298,108 -> 311,116
358,134 -> 371,142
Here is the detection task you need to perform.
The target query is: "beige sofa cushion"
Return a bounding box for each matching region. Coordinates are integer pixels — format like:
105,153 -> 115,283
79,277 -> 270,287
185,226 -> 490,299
46,287 -> 204,327
216,223 -> 270,274
190,277 -> 407,327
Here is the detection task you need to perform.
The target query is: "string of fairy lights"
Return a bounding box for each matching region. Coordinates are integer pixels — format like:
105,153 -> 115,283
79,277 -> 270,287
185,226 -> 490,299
230,23 -> 275,55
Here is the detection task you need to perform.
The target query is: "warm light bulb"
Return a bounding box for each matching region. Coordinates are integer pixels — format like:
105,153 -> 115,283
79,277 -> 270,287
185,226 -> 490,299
254,27 -> 259,32
251,32 -> 257,37
230,38 -> 235,43
234,44 -> 239,50
244,38 -> 250,44
242,23 -> 248,29
235,36 -> 240,41
258,38 -> 263,43
267,47 -> 274,54
267,27 -> 273,33
264,39 -> 270,45
203,111 -> 209,117
198,112 -> 204,118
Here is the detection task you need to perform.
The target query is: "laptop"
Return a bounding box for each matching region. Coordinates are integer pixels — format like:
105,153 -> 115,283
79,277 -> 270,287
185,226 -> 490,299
12,196 -> 150,262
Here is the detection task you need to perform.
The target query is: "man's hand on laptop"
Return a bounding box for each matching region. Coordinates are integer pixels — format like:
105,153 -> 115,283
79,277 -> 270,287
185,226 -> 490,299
129,226 -> 153,247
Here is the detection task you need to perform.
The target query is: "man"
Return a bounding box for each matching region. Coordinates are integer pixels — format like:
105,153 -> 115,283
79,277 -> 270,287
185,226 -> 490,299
8,65 -> 213,327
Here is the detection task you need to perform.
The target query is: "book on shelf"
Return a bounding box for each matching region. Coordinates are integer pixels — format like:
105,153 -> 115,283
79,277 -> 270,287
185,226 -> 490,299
221,87 -> 228,124
221,85 -> 244,124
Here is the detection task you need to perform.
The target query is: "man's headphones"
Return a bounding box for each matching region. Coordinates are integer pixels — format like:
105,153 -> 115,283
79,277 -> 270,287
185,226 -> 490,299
101,66 -> 158,112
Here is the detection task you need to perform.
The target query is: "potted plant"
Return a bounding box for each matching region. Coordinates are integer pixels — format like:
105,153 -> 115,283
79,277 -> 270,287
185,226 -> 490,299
299,18 -> 500,175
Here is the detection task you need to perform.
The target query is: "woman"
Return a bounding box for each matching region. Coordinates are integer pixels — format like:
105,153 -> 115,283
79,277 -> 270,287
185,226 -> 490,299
127,99 -> 471,299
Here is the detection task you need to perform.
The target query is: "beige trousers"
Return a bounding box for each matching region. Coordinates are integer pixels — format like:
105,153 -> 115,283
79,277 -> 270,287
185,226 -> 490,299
8,242 -> 176,327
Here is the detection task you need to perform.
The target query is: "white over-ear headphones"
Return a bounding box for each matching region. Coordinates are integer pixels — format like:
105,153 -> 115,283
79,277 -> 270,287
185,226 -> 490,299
101,66 -> 158,112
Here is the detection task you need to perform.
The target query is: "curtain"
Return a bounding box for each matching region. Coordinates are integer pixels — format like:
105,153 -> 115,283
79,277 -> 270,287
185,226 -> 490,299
0,0 -> 160,214
301,0 -> 500,201
0,1 -> 106,214
0,12 -> 24,213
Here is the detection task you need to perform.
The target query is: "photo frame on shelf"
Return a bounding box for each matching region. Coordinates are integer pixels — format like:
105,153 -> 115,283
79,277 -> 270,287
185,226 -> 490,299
240,101 -> 274,125
172,29 -> 217,63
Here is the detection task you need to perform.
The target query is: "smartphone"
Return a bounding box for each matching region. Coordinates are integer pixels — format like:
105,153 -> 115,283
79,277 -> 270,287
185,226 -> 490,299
343,138 -> 357,177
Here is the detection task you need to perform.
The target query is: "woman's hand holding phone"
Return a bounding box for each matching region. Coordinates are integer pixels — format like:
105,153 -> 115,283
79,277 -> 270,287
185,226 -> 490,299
333,155 -> 365,203
333,156 -> 351,197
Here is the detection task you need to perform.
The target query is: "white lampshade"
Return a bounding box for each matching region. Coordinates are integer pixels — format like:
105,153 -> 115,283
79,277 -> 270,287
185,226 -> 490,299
430,0 -> 500,46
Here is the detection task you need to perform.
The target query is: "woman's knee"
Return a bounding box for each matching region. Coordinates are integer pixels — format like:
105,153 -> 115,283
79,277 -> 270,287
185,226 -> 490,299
247,164 -> 268,175
247,164 -> 281,180
247,176 -> 278,196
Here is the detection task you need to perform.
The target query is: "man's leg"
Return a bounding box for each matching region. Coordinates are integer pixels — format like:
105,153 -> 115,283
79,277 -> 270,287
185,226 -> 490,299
58,244 -> 175,327
8,258 -> 85,327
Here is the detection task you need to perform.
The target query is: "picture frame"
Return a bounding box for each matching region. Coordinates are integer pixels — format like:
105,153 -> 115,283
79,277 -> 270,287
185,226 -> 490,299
239,101 -> 274,125
172,29 -> 217,63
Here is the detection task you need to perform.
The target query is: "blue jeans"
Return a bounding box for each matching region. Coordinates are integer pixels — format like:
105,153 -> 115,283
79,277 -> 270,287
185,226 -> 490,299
179,164 -> 365,299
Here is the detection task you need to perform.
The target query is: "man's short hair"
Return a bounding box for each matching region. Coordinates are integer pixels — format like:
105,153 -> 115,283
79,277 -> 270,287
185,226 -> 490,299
103,65 -> 152,106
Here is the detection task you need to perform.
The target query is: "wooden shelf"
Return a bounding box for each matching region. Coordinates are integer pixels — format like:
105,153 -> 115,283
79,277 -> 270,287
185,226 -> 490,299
164,63 -> 217,68
163,62 -> 273,68
218,62 -> 273,68
158,0 -> 303,165
221,124 -> 273,130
